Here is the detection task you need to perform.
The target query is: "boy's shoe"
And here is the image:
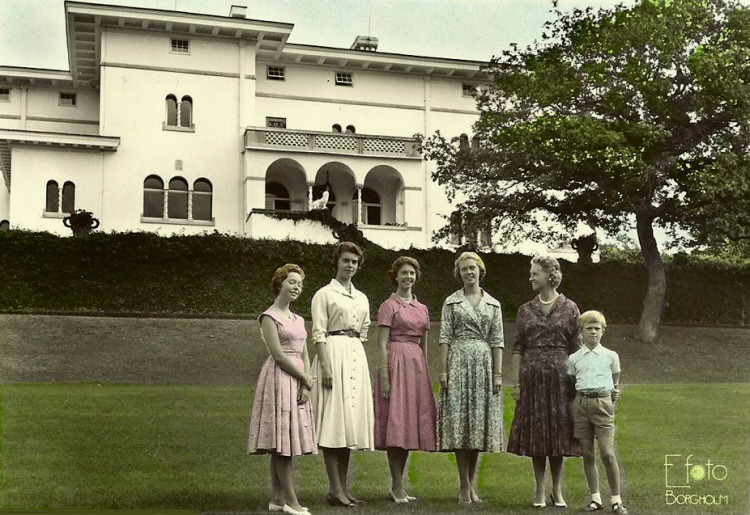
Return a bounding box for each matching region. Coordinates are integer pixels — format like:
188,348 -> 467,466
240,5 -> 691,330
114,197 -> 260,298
583,500 -> 604,511
611,502 -> 628,513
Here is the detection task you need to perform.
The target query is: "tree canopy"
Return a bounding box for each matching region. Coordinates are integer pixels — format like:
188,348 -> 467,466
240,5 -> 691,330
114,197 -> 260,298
420,0 -> 750,342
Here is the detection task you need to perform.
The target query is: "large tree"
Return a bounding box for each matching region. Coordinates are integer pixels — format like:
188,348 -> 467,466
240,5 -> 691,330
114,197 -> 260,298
420,0 -> 750,343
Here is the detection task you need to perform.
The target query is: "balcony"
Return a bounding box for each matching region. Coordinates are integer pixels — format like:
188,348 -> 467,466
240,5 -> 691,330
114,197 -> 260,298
244,127 -> 421,159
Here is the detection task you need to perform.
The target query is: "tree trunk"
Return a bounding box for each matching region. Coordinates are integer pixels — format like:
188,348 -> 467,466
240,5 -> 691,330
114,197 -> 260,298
636,213 -> 666,344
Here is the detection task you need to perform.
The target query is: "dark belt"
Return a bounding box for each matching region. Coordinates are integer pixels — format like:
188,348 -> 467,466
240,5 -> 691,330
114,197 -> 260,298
578,391 -> 611,399
326,329 -> 360,338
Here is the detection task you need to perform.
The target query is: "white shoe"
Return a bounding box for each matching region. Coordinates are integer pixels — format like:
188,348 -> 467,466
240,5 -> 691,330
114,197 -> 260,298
390,490 -> 409,503
282,505 -> 309,515
269,503 -> 284,512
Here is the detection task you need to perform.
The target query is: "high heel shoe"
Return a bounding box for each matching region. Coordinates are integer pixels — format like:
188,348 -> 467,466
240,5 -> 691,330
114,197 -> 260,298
327,493 -> 356,508
269,503 -> 284,512
282,505 -> 310,515
389,490 -> 409,504
550,494 -> 567,508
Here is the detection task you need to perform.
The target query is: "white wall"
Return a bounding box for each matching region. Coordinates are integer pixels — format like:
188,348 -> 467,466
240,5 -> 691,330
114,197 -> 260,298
0,86 -> 99,134
8,146 -> 105,235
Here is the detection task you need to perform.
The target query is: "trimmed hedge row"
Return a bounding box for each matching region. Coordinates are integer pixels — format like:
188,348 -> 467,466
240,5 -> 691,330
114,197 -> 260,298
0,230 -> 748,325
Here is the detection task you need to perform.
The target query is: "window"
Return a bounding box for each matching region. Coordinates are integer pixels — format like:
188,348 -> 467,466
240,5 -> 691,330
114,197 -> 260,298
143,175 -> 213,222
265,182 -> 291,211
46,180 -> 59,213
353,187 -> 381,225
462,83 -> 478,97
0,88 -> 9,102
335,72 -> 353,86
165,95 -> 178,126
164,94 -> 194,130
449,210 -> 463,245
345,125 -> 356,134
62,181 -> 75,213
192,179 -> 213,221
59,93 -> 77,107
0,220 -> 9,231
143,175 -> 164,218
168,177 -> 189,219
179,96 -> 192,128
266,117 -> 287,129
332,124 -> 342,133
171,38 -> 190,54
44,180 -> 76,214
267,66 -> 286,81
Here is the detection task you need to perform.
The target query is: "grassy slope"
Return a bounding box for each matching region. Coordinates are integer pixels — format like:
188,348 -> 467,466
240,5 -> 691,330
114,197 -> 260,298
0,384 -> 748,514
1,315 -> 749,384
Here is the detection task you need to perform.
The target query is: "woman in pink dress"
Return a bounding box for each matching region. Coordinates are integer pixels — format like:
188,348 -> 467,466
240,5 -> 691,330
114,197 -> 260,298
248,264 -> 316,515
374,256 -> 436,503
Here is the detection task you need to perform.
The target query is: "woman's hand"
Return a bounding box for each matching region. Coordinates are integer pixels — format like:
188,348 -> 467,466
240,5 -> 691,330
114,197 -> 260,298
297,386 -> 310,404
512,384 -> 521,401
379,368 -> 390,399
301,373 -> 314,390
321,363 -> 333,389
492,374 -> 502,395
439,372 -> 448,391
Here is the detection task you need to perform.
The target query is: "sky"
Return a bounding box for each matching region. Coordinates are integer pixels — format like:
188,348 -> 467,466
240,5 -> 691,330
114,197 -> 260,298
0,0 -> 637,70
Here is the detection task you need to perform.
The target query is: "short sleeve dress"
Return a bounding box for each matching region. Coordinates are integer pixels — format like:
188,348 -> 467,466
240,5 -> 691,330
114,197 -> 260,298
437,289 -> 504,452
373,293 -> 436,451
247,308 -> 317,456
309,279 -> 374,450
507,295 -> 581,457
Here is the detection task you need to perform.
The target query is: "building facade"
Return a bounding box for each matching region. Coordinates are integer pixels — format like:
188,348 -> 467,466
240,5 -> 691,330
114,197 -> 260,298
0,2 -> 493,249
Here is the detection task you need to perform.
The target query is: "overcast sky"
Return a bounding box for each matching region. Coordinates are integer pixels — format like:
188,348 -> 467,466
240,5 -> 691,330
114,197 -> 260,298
0,0 -> 638,70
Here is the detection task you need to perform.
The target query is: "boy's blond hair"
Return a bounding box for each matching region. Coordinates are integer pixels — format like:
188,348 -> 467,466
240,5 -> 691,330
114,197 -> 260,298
578,310 -> 607,330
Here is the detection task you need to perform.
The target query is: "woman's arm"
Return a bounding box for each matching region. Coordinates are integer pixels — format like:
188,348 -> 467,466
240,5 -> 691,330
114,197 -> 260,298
260,316 -> 312,388
377,325 -> 391,398
438,301 -> 453,389
420,328 -> 429,365
311,289 -> 333,388
492,347 -> 503,394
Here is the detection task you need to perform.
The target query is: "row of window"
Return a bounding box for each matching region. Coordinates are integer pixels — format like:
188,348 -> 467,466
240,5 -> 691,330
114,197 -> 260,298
265,117 -> 356,135
45,180 -> 76,213
0,89 -> 77,106
266,65 -> 479,96
266,182 -> 382,225
164,95 -> 193,129
143,176 -> 213,221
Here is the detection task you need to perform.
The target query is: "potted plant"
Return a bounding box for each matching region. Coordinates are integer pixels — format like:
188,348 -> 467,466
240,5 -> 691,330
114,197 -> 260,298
63,209 -> 100,237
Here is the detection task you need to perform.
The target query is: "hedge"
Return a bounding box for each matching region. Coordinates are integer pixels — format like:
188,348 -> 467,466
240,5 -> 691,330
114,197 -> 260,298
0,230 -> 748,325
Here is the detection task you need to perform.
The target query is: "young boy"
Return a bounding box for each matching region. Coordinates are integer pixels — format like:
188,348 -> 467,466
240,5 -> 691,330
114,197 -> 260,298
567,310 -> 627,514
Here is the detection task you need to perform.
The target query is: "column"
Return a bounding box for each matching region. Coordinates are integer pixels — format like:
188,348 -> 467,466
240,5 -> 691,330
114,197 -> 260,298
308,182 -> 314,210
356,185 -> 363,225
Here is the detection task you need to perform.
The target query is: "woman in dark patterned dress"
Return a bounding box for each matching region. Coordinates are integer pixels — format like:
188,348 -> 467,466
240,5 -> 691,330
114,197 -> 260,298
507,255 -> 581,508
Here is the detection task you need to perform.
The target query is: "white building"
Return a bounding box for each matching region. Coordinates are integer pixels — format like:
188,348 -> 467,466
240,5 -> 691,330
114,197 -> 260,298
0,2 -> 493,249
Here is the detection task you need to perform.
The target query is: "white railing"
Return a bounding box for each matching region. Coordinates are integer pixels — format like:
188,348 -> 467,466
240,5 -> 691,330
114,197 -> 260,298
245,127 -> 420,158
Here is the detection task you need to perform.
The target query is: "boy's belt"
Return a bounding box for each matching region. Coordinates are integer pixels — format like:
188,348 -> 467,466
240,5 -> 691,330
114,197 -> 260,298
326,329 -> 360,338
578,390 -> 611,398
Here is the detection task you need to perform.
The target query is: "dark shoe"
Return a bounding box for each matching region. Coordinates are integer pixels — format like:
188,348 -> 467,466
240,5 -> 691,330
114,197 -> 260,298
327,493 -> 356,508
583,500 -> 603,512
611,502 -> 628,514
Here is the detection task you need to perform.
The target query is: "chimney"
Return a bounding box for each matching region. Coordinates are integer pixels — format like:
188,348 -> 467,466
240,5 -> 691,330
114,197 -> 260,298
229,5 -> 247,18
350,35 -> 378,52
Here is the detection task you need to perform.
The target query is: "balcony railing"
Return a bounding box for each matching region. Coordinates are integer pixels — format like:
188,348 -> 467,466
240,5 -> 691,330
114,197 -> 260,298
245,127 -> 421,158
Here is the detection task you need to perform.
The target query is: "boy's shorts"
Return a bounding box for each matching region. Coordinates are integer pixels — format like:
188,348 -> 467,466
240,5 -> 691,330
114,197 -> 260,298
572,392 -> 615,439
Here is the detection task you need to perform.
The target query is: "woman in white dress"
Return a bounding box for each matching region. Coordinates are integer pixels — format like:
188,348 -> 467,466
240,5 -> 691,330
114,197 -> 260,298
310,241 -> 374,507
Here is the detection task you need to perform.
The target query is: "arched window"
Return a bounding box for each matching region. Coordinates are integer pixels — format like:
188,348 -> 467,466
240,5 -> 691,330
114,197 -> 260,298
0,220 -> 9,231
345,125 -> 356,134
143,175 -> 164,218
180,96 -> 192,128
193,178 -> 213,221
45,180 -> 59,213
165,95 -> 178,127
353,187 -> 381,225
168,177 -> 189,219
62,181 -> 75,213
332,124 -> 342,133
266,181 -> 291,211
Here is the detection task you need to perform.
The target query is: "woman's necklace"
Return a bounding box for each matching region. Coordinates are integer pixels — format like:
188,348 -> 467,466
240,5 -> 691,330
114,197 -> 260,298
538,293 -> 559,305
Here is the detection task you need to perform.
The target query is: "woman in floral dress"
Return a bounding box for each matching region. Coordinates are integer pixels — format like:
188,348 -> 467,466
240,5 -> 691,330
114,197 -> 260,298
507,255 -> 581,508
437,251 -> 504,504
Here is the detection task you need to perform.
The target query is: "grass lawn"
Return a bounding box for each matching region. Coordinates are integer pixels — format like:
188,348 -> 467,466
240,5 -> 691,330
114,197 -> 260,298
1,383 -> 748,514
